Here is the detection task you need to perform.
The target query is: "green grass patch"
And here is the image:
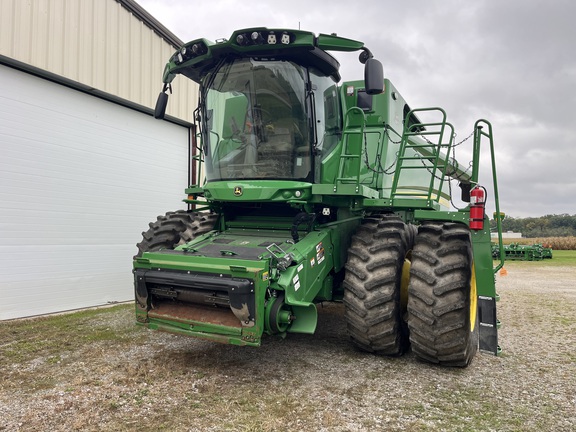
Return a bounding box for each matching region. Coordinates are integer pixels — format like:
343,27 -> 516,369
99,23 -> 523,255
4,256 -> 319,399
495,249 -> 576,267
0,304 -> 139,365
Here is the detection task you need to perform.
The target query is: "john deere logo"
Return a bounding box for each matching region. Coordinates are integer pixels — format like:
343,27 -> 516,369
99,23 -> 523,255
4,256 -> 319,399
233,186 -> 243,196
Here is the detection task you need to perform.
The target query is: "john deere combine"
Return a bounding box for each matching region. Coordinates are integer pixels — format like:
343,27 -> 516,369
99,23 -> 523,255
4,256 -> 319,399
134,28 -> 504,366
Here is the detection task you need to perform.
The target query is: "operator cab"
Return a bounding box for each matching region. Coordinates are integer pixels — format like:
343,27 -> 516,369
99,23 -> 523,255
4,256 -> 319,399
201,57 -> 340,183
154,28 -> 383,185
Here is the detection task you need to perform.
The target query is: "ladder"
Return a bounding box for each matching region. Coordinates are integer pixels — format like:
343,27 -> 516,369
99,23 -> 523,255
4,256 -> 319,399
335,107 -> 382,193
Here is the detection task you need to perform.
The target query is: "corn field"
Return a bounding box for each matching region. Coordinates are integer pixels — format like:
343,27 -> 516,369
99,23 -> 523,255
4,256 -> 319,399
501,236 -> 576,250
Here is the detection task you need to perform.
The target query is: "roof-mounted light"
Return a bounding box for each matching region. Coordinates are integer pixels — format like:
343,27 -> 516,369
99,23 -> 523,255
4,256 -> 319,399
234,30 -> 293,47
172,41 -> 207,65
236,34 -> 248,45
267,31 -> 291,45
251,31 -> 264,44
267,32 -> 277,44
174,46 -> 187,63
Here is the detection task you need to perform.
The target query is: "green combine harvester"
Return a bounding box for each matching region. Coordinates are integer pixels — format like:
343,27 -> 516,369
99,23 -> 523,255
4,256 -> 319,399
134,28 -> 505,366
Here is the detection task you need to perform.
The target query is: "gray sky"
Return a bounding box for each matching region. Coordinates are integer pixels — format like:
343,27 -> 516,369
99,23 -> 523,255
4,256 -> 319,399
138,0 -> 575,218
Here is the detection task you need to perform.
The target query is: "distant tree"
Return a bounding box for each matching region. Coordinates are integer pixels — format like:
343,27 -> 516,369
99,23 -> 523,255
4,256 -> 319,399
490,214 -> 576,237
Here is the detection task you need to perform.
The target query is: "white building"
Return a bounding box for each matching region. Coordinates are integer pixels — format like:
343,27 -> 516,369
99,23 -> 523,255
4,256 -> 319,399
0,0 -> 197,319
491,232 -> 522,239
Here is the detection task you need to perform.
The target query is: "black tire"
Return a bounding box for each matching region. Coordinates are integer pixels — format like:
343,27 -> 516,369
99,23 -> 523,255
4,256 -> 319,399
343,214 -> 413,356
407,222 -> 479,367
135,210 -> 217,258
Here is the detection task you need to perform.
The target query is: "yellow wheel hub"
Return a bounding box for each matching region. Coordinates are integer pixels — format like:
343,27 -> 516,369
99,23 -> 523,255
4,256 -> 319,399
400,259 -> 411,310
470,263 -> 478,331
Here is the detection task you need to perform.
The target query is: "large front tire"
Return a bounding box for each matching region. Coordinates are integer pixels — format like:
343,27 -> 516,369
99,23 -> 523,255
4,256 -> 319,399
407,222 -> 479,367
343,215 -> 413,356
135,210 -> 217,257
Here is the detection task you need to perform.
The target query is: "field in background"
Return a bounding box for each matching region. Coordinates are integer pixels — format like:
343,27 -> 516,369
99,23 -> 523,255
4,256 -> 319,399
499,236 -> 576,250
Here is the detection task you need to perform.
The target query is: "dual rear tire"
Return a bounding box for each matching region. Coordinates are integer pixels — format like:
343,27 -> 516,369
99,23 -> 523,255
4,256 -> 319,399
343,218 -> 478,366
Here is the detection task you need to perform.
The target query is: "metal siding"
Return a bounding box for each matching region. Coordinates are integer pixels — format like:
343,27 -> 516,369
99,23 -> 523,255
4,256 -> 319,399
0,65 -> 190,320
0,0 -> 197,122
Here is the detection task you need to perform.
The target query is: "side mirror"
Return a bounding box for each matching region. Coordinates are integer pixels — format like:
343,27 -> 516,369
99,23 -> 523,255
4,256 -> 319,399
154,92 -> 169,119
364,58 -> 384,95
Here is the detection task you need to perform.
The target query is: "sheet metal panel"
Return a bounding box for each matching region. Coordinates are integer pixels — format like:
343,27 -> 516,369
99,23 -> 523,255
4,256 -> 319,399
0,65 -> 190,319
0,0 -> 196,122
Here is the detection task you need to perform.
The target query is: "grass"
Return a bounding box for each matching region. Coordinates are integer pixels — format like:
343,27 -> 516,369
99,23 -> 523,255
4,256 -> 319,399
496,249 -> 576,267
0,305 -> 141,364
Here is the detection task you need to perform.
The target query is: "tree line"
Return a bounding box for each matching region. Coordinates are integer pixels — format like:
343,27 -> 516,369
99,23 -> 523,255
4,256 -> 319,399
490,214 -> 576,238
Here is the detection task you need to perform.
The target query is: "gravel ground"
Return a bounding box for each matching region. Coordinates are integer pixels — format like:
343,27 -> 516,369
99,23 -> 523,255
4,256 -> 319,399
1,264 -> 575,431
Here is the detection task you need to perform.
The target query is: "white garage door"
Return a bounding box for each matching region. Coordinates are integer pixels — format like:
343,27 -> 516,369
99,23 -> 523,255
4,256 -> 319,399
0,65 -> 190,320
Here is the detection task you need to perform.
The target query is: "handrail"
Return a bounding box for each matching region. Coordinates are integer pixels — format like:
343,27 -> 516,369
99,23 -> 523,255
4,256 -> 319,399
391,107 -> 456,204
336,107 -> 367,188
474,120 -> 505,273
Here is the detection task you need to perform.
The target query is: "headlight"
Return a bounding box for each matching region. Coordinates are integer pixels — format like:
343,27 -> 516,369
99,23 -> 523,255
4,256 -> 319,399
233,30 -> 293,47
173,42 -> 207,64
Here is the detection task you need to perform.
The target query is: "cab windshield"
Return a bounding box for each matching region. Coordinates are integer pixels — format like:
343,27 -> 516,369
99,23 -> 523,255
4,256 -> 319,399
202,58 -> 312,181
